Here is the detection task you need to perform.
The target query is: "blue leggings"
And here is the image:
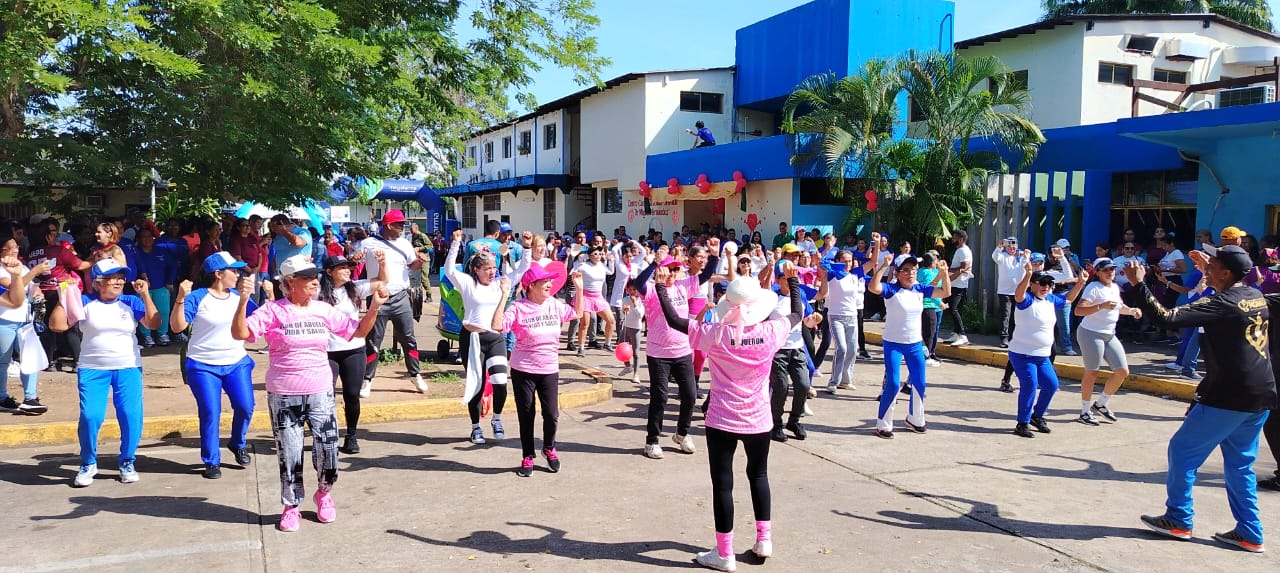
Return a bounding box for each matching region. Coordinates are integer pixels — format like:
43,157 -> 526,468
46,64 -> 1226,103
1165,404 -> 1269,544
877,340 -> 927,431
1007,352 -> 1059,424
77,367 -> 143,467
186,356 -> 256,465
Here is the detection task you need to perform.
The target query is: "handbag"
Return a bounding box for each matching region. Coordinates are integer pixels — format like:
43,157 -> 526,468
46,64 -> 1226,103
18,322 -> 48,375
60,281 -> 85,323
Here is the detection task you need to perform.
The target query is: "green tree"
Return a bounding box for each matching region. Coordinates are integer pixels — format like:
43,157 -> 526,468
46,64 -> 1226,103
0,0 -> 608,209
1041,0 -> 1274,32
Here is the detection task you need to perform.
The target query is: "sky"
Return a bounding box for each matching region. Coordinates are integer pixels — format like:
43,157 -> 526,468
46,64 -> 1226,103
509,0 -> 1280,109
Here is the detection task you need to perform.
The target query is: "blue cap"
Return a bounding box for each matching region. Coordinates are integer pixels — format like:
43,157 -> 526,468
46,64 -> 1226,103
1030,252 -> 1046,263
202,251 -> 248,274
499,222 -> 512,233
90,258 -> 135,281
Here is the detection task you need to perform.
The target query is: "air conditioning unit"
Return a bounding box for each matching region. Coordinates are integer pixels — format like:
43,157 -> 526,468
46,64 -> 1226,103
498,169 -> 511,179
1217,85 -> 1276,108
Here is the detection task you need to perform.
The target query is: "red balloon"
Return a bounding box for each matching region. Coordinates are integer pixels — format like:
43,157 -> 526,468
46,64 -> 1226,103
667,178 -> 682,196
733,171 -> 748,193
864,189 -> 877,201
614,342 -> 634,363
638,181 -> 651,198
696,174 -> 712,194
867,199 -> 879,212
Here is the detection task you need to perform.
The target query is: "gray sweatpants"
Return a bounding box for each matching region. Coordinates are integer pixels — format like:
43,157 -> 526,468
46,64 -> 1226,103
268,391 -> 340,507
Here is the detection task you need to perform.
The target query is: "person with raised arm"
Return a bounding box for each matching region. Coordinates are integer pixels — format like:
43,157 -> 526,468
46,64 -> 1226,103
1073,258 -> 1140,426
445,228 -> 511,445
1006,254 -> 1088,438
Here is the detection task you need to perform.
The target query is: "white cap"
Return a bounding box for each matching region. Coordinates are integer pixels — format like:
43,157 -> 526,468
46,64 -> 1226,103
278,255 -> 321,278
1054,238 -> 1071,248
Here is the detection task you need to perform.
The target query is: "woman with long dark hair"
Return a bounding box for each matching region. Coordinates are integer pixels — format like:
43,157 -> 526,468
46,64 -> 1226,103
445,229 -> 510,445
318,252 -> 386,455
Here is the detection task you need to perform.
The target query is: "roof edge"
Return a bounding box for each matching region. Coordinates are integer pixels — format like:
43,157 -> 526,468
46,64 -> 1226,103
957,14 -> 1280,50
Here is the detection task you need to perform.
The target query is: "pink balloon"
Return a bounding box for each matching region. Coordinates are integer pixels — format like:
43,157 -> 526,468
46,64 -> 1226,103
614,342 -> 634,363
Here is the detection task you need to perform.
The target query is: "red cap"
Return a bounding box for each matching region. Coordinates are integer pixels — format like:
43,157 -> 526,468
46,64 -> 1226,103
382,209 -> 407,225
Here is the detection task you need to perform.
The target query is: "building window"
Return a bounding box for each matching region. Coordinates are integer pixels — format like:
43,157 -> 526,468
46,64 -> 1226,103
542,189 -> 556,230
798,178 -> 851,206
502,136 -> 512,159
601,187 -> 622,214
519,130 -> 531,155
543,124 -> 557,150
483,193 -> 501,211
908,96 -> 927,122
989,69 -> 1028,91
1098,62 -> 1134,85
483,141 -> 494,163
467,146 -> 476,166
1153,68 -> 1187,84
1125,35 -> 1158,54
679,91 -> 724,114
460,196 -> 477,228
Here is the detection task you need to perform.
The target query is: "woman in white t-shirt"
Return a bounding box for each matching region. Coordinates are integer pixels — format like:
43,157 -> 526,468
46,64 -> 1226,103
1073,258 -> 1141,426
816,245 -> 876,394
572,246 -> 616,356
445,229 -> 510,445
170,252 -> 263,479
49,259 -> 160,488
317,252 -> 386,455
0,251 -> 51,414
1007,262 -> 1088,438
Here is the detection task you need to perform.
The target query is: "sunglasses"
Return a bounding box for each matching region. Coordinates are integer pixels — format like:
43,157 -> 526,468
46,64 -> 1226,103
1034,278 -> 1056,287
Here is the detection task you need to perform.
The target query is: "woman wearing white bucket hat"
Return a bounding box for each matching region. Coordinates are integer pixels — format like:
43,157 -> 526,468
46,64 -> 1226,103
654,267 -> 804,571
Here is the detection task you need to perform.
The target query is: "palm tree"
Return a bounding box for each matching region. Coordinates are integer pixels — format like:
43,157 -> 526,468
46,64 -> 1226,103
1041,0 -> 1274,32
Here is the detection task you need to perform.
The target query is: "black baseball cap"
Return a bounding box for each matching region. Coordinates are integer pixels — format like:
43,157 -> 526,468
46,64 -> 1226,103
324,255 -> 357,270
1030,270 -> 1056,285
1202,244 -> 1253,277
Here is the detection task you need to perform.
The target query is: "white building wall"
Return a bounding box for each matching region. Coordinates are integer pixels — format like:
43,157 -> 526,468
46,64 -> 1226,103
536,109 -> 567,175
580,79 -> 646,186
958,26 -> 1086,130
643,70 -> 735,158
457,109 -> 567,185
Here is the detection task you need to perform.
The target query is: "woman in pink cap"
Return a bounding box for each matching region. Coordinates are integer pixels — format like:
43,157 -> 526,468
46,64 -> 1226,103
492,264 -> 583,476
654,266 -> 803,571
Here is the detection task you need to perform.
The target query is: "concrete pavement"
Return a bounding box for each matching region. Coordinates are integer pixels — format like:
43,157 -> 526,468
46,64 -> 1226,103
5,357 -> 1276,572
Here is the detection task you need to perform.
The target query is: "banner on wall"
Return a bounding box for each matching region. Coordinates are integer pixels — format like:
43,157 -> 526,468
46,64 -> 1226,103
626,198 -> 680,230
329,206 -> 351,223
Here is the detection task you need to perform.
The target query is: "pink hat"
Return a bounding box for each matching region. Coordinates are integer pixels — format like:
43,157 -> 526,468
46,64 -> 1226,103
382,209 -> 407,225
521,260 -> 568,295
657,255 -> 683,268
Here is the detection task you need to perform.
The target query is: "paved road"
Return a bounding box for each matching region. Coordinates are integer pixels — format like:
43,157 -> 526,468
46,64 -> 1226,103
4,358 -> 1276,572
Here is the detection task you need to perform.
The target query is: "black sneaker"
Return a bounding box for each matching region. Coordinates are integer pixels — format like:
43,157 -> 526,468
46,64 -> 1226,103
340,435 -> 360,455
999,341 -> 1009,349
1140,514 -> 1192,540
1013,423 -> 1035,438
542,448 -> 561,473
1259,476 -> 1280,492
874,429 -> 894,439
858,350 -> 872,360
516,456 -> 535,478
1212,529 -> 1266,553
202,464 -> 222,479
17,398 -> 48,415
785,421 -> 807,440
1078,412 -> 1101,426
998,380 -> 1014,393
0,396 -> 19,412
903,418 -> 927,434
228,447 -> 251,465
770,428 -> 788,443
1029,416 -> 1051,434
1091,402 -> 1118,422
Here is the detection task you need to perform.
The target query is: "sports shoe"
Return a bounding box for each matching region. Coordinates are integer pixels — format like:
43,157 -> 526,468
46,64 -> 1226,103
1078,412 -> 1101,426
802,403 -> 814,417
73,464 -> 97,487
516,456 -> 535,477
1258,476 -> 1280,492
1029,416 -> 1051,434
619,366 -> 633,377
836,382 -> 851,390
998,380 -> 1014,393
277,506 -> 301,532
824,384 -> 839,394
492,419 -> 505,440
413,374 -> 429,394
229,447 -> 251,465
1140,514 -> 1192,540
119,461 -> 139,484
1062,349 -> 1079,356
1013,423 -> 1035,438
314,490 -> 336,523
341,434 -> 360,455
694,549 -> 737,572
1212,530 -> 1265,553
874,429 -> 894,439
1181,370 -> 1203,381
1091,402 -> 1117,422
926,358 -> 941,368
576,348 -> 586,358
999,341 -> 1009,349
940,333 -> 958,344
17,398 -> 48,415
643,443 -> 664,459
631,375 -> 641,385
770,428 -> 788,442
0,396 -> 19,412
157,334 -> 171,346
673,434 -> 696,454
751,540 -> 772,558
786,421 -> 808,440
141,334 -> 155,348
858,350 -> 872,360
202,464 -> 222,479
902,418 -> 926,434
542,448 -> 561,473
358,380 -> 372,398
1164,362 -> 1182,371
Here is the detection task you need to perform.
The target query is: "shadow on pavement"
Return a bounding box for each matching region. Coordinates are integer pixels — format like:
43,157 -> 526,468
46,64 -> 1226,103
965,454 -> 1223,488
388,521 -> 704,568
30,495 -> 260,525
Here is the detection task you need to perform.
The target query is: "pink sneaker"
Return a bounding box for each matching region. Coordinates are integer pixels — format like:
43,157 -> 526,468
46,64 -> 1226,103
314,490 -> 337,523
277,505 -> 301,532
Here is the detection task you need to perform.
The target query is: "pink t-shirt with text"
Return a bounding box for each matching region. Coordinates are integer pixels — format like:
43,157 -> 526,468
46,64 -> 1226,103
503,297 -> 577,375
691,317 -> 791,434
244,299 -> 357,395
642,276 -> 698,359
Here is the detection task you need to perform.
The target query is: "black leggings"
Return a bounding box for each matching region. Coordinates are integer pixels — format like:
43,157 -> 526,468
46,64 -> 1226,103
706,427 -> 771,533
460,331 -> 509,424
329,347 -> 367,432
813,307 -> 831,368
857,308 -> 867,352
512,369 -> 559,458
921,308 -> 939,358
1264,407 -> 1280,477
646,354 -> 696,444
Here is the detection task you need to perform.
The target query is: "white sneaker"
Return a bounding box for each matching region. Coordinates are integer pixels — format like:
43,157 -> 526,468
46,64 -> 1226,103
949,335 -> 970,347
940,334 -> 958,344
694,549 -> 737,572
632,375 -> 641,385
359,380 -> 372,398
673,434 -> 696,454
802,403 -> 814,417
836,382 -> 851,390
643,443 -> 664,459
619,366 -> 633,377
751,540 -> 772,558
119,461 -> 139,484
413,374 -> 429,394
73,464 -> 97,487
1164,362 -> 1182,371
927,359 -> 941,368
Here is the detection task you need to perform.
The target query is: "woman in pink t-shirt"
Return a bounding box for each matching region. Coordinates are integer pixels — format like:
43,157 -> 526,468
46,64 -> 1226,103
232,254 -> 385,533
493,264 -> 583,477
655,269 -> 802,571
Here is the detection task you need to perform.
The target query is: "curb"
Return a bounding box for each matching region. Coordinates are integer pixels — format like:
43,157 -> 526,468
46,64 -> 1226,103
0,375 -> 614,449
862,331 -> 1197,401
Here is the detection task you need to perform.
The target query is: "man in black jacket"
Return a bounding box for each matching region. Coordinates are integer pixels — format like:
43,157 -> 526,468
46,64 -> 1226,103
1126,245 -> 1276,553
1261,293 -> 1280,493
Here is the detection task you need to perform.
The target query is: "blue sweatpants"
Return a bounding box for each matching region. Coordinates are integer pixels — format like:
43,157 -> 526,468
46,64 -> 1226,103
1007,352 -> 1059,424
186,356 -> 256,465
877,340 -> 927,432
77,367 -> 143,467
1164,403 -> 1270,544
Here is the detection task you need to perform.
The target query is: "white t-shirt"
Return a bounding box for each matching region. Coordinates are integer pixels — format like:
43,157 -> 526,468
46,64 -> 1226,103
1079,281 -> 1122,335
445,240 -> 505,332
184,289 -> 256,365
775,295 -> 804,350
826,268 -> 868,316
623,295 -> 644,329
574,260 -> 612,294
950,245 -> 973,288
881,283 -> 934,344
1159,249 -> 1185,276
1008,294 -> 1066,357
325,280 -> 372,352
361,236 -> 415,294
0,266 -> 31,322
1111,256 -> 1137,286
78,294 -> 146,370
992,248 -> 1026,295
796,239 -> 817,253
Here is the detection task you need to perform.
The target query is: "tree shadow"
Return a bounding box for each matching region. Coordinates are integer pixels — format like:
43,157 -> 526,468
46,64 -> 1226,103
341,453 -> 512,475
30,495 -> 260,525
966,454 -> 1222,488
0,455 -> 78,486
387,521 -> 704,568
